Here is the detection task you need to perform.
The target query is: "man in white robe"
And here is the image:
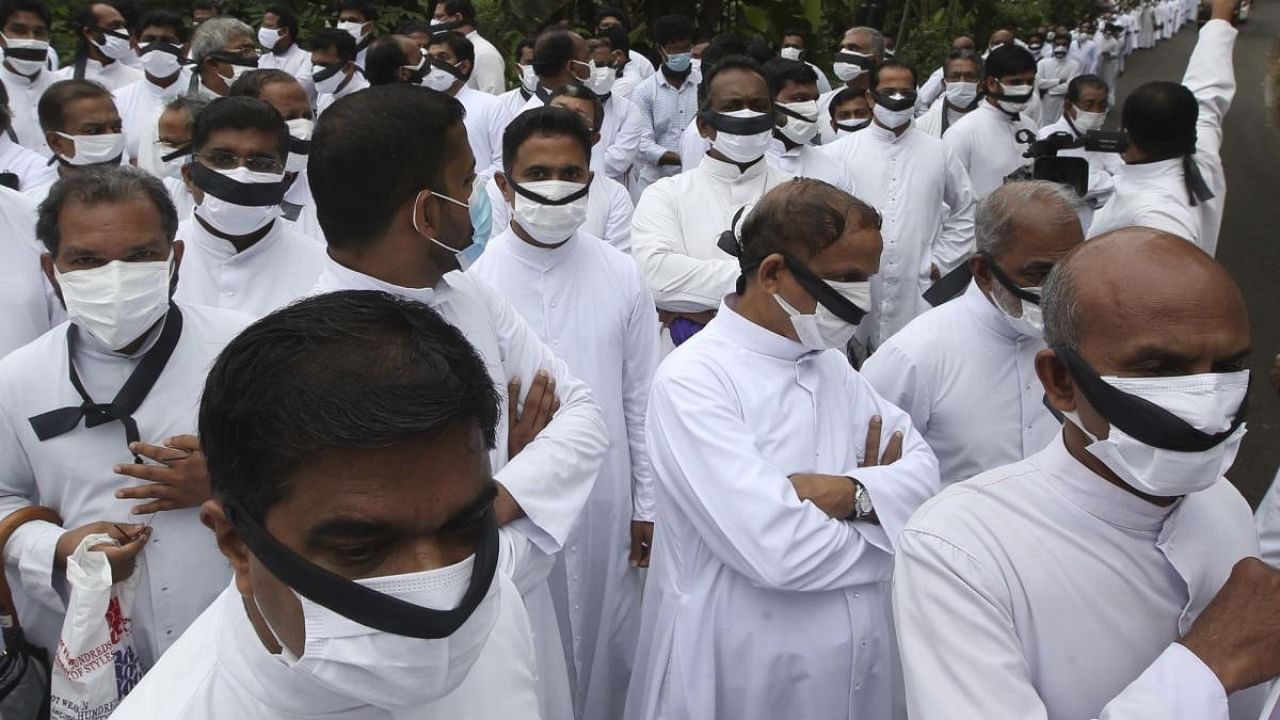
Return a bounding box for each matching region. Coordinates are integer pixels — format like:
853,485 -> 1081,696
894,227 -> 1278,720
1038,75 -> 1122,232
426,31 -> 505,172
1139,2 -> 1157,48
863,181 -> 1081,487
0,0 -> 57,154
113,11 -> 192,164
762,58 -> 853,193
431,0 -> 505,95
472,106 -> 661,720
914,48 -> 981,138
1090,8 -> 1235,256
1036,35 -> 1081,125
57,1 -> 142,91
945,45 -> 1040,199
255,5 -> 311,81
625,180 -> 939,720
0,186 -> 58,357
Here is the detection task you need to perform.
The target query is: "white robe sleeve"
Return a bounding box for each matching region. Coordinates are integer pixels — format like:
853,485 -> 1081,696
0,394 -> 66,615
932,144 -> 977,274
604,181 -> 635,254
604,99 -> 643,182
859,342 -> 932,437
1255,470 -> 1280,570
1183,19 -> 1237,161
472,47 -> 507,96
894,528 -> 1231,720
630,181 -> 740,313
623,279 -> 661,522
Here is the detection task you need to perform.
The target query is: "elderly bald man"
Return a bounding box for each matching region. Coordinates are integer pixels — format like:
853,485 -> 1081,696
893,228 -> 1280,720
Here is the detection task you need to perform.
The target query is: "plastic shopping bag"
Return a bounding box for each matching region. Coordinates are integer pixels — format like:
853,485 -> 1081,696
48,533 -> 142,720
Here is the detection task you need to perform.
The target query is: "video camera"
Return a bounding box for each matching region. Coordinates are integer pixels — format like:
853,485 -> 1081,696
1007,129 -> 1128,198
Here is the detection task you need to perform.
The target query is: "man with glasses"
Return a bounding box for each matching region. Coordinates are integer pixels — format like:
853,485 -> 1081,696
114,10 -> 190,168
173,96 -> 324,317
188,17 -> 258,99
58,1 -> 141,90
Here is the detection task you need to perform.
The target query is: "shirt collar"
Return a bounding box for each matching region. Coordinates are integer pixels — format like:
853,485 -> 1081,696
767,137 -> 802,159
188,217 -> 284,262
867,120 -> 909,144
0,63 -> 40,85
491,225 -> 579,271
697,153 -> 769,183
656,68 -> 700,91
1116,156 -> 1184,183
314,254 -> 439,306
146,68 -> 190,97
1036,432 -> 1179,532
711,294 -> 813,362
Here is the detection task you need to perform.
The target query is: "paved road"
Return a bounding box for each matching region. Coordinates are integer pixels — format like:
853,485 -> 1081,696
1109,1 -> 1279,506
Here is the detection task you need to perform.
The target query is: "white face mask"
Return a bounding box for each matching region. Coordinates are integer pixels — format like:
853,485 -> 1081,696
832,53 -> 874,82
3,36 -> 49,75
194,166 -> 284,236
336,20 -> 366,43
991,282 -> 1043,338
517,63 -> 537,93
995,81 -> 1034,114
285,118 -> 313,174
422,64 -> 459,92
157,143 -> 189,179
709,109 -> 774,163
55,132 -> 126,166
258,26 -> 282,50
583,62 -> 616,96
872,102 -> 914,130
833,118 -> 870,137
1070,107 -> 1106,132
773,281 -> 871,351
1063,370 -> 1250,497
93,30 -> 133,61
945,80 -> 978,107
139,43 -> 181,78
312,64 -> 347,95
776,100 -> 819,146
54,256 -> 173,351
222,61 -> 254,82
779,46 -> 803,62
510,179 -> 589,245
264,555 -> 502,709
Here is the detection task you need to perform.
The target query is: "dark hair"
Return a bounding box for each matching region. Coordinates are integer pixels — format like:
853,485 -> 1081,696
310,27 -> 357,63
870,59 -> 918,88
136,8 -> 186,42
595,6 -> 625,27
548,83 -> 603,132
199,290 -> 502,522
438,0 -> 475,21
71,1 -> 115,61
310,85 -> 465,249
431,29 -> 475,66
337,0 -> 378,22
737,178 -> 881,275
0,0 -> 51,29
365,35 -> 414,85
829,85 -> 866,109
1066,74 -> 1108,105
262,4 -> 298,41
1122,81 -> 1197,160
984,44 -> 1037,80
745,38 -> 773,65
763,57 -> 816,98
228,68 -> 298,98
532,29 -> 578,78
597,24 -> 628,54
652,14 -> 693,47
514,35 -> 535,60
780,27 -> 807,42
395,18 -> 432,36
699,54 -> 764,112
503,105 -> 592,177
942,48 -> 982,76
191,0 -> 216,14
192,96 -> 289,160
37,79 -> 111,133
36,165 -> 178,255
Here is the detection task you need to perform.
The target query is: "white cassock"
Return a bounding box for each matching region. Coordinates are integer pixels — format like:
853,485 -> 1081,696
0,303 -> 253,667
113,70 -> 194,167
0,132 -> 55,191
1038,116 -> 1122,232
1035,56 -> 1080,125
944,101 -> 1039,199
894,431 -> 1266,719
861,280 -> 1058,487
172,217 -> 326,317
1091,19 -> 1234,256
624,297 -> 939,720
515,92 -> 642,183
1097,35 -> 1123,105
485,173 -> 634,254
56,57 -> 142,90
311,258 -> 608,720
1257,471 -> 1280,570
163,176 -> 196,220
916,66 -> 945,113
0,187 -> 59,358
456,85 -> 504,172
764,137 -> 854,193
1139,5 -> 1157,48
1,65 -> 55,154
676,118 -> 712,172
632,156 -> 792,314
471,227 -> 660,720
914,100 -> 973,138
466,30 -> 507,96
315,74 -> 369,116
831,123 -> 975,345
257,43 -> 311,81
1067,38 -> 1100,76
111,575 -> 542,719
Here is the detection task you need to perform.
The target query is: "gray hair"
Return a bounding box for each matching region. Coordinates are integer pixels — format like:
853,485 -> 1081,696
845,26 -> 885,57
163,93 -> 211,118
1041,258 -> 1080,349
975,180 -> 1083,257
36,166 -> 179,256
943,48 -> 983,76
189,17 -> 254,64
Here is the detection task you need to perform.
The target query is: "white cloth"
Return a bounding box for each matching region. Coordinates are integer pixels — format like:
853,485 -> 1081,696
0,132 -> 55,191
1139,5 -> 1157,48
806,61 -> 833,94
1068,37 -> 1100,76
1038,116 -> 1122,231
894,432 -> 1265,720
1256,470 -> 1280,570
677,118 -> 711,173
831,123 -> 975,345
1098,36 -> 1122,105
1,64 -> 55,154
631,155 -> 792,313
613,51 -> 655,100
0,187 -> 59,358
172,218 -> 326,317
0,303 -> 253,667
623,296 -> 939,720
917,67 -> 945,113
765,138 -> 853,193
257,43 -> 311,81
486,173 -> 634,254
316,73 -> 369,116
457,85 -> 503,171
944,101 -> 1039,199
471,227 -> 660,720
1036,56 -> 1081,125
111,577 -> 542,719
514,92 -> 642,184
914,99 -> 974,138
861,281 -> 1058,486
113,70 -> 192,162
466,30 -> 506,96
629,69 -> 700,200
1090,20 -> 1235,256
163,176 -> 196,220
56,57 -> 142,91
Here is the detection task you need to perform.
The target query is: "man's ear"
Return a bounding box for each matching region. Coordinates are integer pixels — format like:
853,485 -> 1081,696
201,499 -> 255,599
969,254 -> 993,294
181,163 -> 202,202
1035,348 -> 1077,414
494,171 -> 515,206
46,131 -> 70,159
695,113 -> 714,141
39,252 -> 62,301
756,253 -> 786,294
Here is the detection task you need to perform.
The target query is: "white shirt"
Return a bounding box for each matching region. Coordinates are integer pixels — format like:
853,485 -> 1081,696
945,101 -> 1039,199
0,304 -> 253,667
914,98 -> 973,138
832,123 -> 976,344
456,85 -> 503,171
172,218 -> 326,317
111,578 -> 542,719
163,175 -> 196,220
1,64 -> 55,154
612,52 -> 653,99
56,56 -> 143,91
631,155 -> 792,313
316,73 -> 369,115
1068,37 -> 1101,75
624,297 -> 939,720
765,137 -> 854,193
1090,20 -> 1235,256
1035,56 -> 1081,125
0,132 -> 55,191
471,227 -> 660,720
894,432 -> 1264,720
0,187 -> 58,358
1256,470 -> 1280,570
486,174 -> 634,254
861,281 -> 1058,486
113,70 -> 192,162
257,43 -> 311,81
466,30 -> 506,96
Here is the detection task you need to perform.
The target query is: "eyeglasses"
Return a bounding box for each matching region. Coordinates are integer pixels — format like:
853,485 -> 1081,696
197,150 -> 284,174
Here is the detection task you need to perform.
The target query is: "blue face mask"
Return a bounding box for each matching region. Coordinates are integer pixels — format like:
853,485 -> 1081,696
664,51 -> 692,73
414,184 -> 492,271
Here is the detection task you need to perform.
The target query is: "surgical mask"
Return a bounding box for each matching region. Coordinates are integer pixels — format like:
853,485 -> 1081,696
945,80 -> 978,107
663,51 -> 692,73
703,109 -> 775,163
285,118 -> 313,174
54,132 -> 125,166
157,142 -> 190,179
1070,108 -> 1106,132
54,256 -> 173,351
1053,46 -> 1069,58
138,41 -> 182,78
92,28 -> 133,60
583,62 -> 616,96
994,81 -> 1034,114
779,46 -> 803,62
412,184 -> 492,271
774,279 -> 871,351
422,60 -> 463,92
691,57 -> 702,73
312,63 -> 347,95
210,52 -> 258,82
1057,347 -> 1249,497
1028,42 -> 1044,53
776,100 -> 819,145
508,179 -> 589,245
833,118 -> 871,137
517,63 -> 537,93
191,164 -> 287,236
870,89 -> 917,129
832,51 -> 876,82
336,20 -> 366,43
258,26 -> 281,50
985,253 -> 1043,338
3,36 -> 49,75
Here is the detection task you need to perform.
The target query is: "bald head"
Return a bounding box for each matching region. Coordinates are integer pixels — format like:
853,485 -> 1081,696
952,35 -> 975,51
989,29 -> 1015,48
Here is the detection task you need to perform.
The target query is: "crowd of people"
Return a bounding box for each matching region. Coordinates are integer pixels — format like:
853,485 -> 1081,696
0,0 -> 1277,718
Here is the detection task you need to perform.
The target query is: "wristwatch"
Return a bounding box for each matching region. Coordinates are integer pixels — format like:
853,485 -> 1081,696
847,479 -> 876,522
